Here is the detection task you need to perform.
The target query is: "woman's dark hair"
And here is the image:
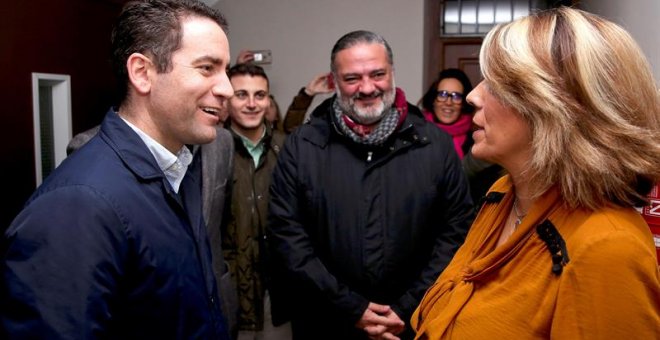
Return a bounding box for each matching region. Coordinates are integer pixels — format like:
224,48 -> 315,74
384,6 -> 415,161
421,68 -> 475,115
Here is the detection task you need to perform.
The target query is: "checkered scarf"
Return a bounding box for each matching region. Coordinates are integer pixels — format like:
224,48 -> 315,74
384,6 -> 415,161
332,87 -> 408,146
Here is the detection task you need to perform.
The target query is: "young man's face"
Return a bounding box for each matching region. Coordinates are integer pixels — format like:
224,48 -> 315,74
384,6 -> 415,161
227,74 -> 269,134
333,42 -> 395,125
148,16 -> 233,152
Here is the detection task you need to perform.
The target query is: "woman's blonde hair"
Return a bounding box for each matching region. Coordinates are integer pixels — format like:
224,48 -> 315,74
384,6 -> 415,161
480,6 -> 660,210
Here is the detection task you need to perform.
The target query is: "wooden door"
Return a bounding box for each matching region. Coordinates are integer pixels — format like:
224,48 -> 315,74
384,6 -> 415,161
441,40 -> 483,88
423,0 -> 483,92
423,0 -> 578,92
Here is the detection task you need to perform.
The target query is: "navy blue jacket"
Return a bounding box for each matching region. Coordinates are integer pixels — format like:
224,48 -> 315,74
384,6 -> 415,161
1,110 -> 230,339
267,97 -> 474,338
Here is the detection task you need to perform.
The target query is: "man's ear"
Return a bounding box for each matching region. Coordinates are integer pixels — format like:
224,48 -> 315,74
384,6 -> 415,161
126,53 -> 153,95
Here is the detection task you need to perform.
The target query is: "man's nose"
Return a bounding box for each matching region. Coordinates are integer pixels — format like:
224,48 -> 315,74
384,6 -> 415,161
212,72 -> 233,99
246,97 -> 257,108
357,79 -> 376,94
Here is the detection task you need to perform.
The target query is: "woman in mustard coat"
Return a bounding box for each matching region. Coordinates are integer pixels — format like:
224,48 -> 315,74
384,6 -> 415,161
412,7 -> 660,339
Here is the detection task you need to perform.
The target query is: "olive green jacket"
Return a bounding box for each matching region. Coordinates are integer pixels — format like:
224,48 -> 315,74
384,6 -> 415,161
222,122 -> 285,331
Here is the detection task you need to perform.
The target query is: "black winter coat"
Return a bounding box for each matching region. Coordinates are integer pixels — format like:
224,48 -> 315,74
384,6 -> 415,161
267,97 -> 474,339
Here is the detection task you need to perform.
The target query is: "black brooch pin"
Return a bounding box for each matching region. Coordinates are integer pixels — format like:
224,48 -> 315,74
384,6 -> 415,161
536,220 -> 570,275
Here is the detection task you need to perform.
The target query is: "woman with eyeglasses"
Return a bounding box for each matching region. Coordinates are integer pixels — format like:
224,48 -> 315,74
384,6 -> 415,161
421,68 -> 475,159
422,68 -> 502,204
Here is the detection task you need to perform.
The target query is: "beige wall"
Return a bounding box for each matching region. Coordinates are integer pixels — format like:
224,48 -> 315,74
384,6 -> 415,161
215,0 -> 425,115
581,0 -> 660,85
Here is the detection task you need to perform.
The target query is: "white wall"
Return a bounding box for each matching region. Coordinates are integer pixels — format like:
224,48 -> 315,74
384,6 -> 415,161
209,0 -> 658,115
580,0 -> 660,86
214,0 -> 425,116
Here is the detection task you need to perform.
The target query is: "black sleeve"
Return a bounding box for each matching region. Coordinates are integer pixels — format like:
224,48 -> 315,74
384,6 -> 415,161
282,88 -> 314,134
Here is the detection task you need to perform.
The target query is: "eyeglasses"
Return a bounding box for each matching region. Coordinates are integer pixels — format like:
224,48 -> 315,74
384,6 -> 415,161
436,90 -> 464,103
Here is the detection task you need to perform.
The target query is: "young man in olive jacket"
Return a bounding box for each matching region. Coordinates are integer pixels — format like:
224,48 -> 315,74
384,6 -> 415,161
267,30 -> 474,340
222,63 -> 289,340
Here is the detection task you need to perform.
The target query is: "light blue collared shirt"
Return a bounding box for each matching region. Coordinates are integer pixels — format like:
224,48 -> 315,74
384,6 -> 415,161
120,115 -> 193,193
234,126 -> 266,167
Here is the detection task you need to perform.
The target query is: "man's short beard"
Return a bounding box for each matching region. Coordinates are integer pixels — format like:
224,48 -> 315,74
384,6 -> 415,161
336,80 -> 396,125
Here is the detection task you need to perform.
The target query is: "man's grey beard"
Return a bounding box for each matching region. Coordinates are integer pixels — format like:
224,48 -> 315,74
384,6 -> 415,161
336,80 -> 396,125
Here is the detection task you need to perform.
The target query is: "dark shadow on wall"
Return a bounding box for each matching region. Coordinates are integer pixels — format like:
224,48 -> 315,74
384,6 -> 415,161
0,0 -> 128,230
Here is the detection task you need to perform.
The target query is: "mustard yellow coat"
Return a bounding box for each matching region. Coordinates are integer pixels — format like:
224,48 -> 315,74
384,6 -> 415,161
412,176 -> 660,339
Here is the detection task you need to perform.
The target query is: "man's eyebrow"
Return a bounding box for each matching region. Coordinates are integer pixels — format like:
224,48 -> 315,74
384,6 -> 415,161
341,72 -> 360,78
341,69 -> 386,77
191,55 -> 224,65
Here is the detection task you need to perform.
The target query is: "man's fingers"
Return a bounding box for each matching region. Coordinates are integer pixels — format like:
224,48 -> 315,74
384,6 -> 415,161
362,310 -> 386,325
367,302 -> 391,315
364,323 -> 388,336
365,314 -> 403,328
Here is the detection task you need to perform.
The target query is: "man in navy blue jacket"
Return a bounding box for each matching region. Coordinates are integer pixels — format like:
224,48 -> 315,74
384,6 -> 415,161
1,1 -> 234,338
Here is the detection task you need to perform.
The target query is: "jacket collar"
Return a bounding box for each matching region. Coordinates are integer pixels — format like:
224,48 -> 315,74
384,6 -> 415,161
98,108 -> 166,181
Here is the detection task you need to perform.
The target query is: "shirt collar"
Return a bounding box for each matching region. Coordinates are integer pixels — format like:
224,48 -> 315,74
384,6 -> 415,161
233,125 -> 266,167
120,115 -> 192,193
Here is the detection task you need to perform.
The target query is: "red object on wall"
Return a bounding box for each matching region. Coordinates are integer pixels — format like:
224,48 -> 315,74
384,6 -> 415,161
641,184 -> 660,265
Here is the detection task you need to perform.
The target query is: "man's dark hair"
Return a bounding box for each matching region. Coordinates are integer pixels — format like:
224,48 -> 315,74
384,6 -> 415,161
421,68 -> 475,115
330,30 -> 393,73
227,63 -> 269,87
111,0 -> 228,102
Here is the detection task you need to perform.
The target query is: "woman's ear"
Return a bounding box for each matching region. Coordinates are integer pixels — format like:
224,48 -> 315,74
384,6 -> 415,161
126,53 -> 153,95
